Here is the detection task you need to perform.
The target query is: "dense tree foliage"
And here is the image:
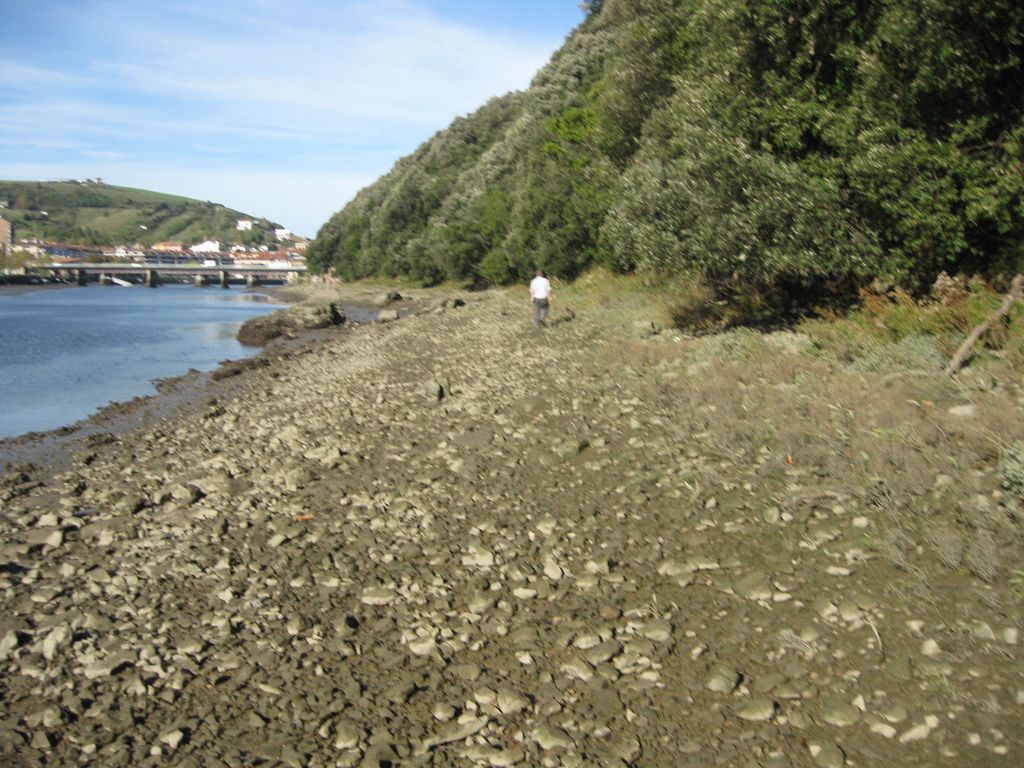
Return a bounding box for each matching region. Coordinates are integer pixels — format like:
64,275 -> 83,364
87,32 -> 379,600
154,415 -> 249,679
309,0 -> 1024,318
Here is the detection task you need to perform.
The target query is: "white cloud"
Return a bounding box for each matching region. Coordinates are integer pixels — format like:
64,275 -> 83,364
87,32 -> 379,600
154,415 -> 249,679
89,0 -> 553,128
0,61 -> 92,90
0,0 -> 570,237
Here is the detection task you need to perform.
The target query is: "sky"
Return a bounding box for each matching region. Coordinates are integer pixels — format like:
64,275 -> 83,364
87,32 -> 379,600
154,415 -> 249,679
0,0 -> 586,237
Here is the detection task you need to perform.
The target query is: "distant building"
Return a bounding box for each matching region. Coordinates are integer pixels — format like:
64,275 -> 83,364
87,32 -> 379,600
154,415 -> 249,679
274,228 -> 291,241
114,245 -> 145,259
15,242 -> 45,259
0,217 -> 14,257
152,242 -> 184,252
190,240 -> 222,254
237,219 -> 254,231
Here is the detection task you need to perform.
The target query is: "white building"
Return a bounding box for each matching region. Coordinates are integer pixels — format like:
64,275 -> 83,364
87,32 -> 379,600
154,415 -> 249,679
190,240 -> 222,254
274,228 -> 291,241
237,219 -> 254,231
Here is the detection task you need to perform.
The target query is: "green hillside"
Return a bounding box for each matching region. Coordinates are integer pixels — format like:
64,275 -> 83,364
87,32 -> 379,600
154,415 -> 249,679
0,180 -> 285,248
309,0 -> 1024,323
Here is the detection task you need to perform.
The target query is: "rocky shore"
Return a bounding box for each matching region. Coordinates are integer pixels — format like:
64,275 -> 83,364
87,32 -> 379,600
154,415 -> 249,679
1,286 -> 1022,767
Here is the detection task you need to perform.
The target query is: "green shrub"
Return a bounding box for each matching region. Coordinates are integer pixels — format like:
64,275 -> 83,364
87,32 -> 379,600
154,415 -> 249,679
1002,441 -> 1024,499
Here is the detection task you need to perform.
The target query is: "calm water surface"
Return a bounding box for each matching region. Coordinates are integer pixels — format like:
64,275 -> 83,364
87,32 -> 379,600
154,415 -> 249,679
0,285 -> 282,439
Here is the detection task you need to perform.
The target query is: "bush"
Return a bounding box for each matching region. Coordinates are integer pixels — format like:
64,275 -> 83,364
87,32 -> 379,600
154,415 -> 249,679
1002,441 -> 1024,499
601,104 -> 880,320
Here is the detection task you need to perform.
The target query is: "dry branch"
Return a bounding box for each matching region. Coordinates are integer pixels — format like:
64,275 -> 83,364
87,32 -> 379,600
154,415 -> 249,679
945,274 -> 1024,376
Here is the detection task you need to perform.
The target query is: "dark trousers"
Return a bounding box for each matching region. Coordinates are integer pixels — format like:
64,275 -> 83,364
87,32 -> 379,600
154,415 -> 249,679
533,298 -> 550,326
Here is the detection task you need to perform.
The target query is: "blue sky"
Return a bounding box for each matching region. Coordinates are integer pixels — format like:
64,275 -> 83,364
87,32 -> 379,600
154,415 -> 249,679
0,0 -> 585,237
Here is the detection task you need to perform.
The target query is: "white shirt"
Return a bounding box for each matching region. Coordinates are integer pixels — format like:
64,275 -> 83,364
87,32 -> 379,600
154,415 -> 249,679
530,275 -> 551,301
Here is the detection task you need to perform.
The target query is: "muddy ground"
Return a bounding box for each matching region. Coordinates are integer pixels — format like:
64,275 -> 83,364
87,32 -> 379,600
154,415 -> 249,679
1,285 -> 1022,767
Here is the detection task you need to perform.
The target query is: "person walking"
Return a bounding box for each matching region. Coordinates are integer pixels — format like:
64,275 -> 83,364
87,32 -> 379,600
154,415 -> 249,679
529,269 -> 552,328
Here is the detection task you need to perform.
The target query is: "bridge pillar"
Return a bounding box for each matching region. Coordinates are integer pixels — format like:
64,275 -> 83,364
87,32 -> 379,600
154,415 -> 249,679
246,274 -> 259,289
146,269 -> 160,288
75,269 -> 87,286
220,270 -> 229,289
194,274 -> 208,287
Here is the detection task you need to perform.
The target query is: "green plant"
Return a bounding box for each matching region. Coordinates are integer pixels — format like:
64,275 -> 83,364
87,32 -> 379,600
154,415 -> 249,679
1009,570 -> 1024,598
848,335 -> 945,374
1001,441 -> 1024,499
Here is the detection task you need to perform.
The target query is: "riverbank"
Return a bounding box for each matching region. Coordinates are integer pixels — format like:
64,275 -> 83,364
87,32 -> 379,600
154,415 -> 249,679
0,283 -> 431,471
0,282 -> 69,297
1,282 -> 1022,766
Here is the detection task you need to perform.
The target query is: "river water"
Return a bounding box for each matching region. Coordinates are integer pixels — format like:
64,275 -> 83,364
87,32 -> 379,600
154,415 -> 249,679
0,285 -> 283,439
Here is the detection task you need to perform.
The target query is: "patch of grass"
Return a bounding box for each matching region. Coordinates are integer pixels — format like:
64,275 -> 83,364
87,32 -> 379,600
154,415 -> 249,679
1001,441 -> 1024,500
848,335 -> 945,374
555,267 -> 676,333
1009,570 -> 1024,599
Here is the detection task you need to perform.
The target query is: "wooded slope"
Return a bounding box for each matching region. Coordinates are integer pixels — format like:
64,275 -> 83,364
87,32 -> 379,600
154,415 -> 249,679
309,0 -> 1023,320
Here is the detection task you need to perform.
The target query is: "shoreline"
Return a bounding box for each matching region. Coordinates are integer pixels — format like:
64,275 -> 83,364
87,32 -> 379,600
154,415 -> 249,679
1,284 -> 1021,766
0,284 -> 454,473
0,284 -> 291,471
0,282 -> 71,297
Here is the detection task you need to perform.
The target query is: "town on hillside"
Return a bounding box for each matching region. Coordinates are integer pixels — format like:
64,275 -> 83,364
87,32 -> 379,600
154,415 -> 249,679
0,213 -> 307,274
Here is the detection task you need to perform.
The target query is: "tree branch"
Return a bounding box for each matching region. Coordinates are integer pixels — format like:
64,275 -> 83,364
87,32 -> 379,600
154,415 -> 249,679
945,274 -> 1024,376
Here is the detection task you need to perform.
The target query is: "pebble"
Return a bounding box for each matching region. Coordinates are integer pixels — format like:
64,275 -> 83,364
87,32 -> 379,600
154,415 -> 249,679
533,725 -> 574,751
734,571 -> 773,600
159,729 -> 184,750
948,404 -> 980,418
821,698 -> 861,728
870,723 -> 897,738
432,703 -> 456,722
736,699 -> 776,722
360,586 -> 396,605
921,639 -> 942,657
408,636 -> 437,656
899,723 -> 934,743
422,716 -> 490,749
497,688 -> 529,716
488,748 -> 526,766
706,666 -> 739,693
813,742 -> 846,768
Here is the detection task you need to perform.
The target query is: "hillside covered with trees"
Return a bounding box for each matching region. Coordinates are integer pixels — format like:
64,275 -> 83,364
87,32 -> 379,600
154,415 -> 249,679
309,0 -> 1023,322
0,180 -> 286,249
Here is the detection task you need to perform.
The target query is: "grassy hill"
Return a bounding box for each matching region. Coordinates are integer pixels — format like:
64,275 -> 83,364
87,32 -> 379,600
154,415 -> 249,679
0,180 -> 285,248
309,0 -> 1024,325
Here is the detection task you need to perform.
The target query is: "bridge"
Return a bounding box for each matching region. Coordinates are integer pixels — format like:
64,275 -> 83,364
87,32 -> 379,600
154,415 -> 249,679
35,262 -> 307,288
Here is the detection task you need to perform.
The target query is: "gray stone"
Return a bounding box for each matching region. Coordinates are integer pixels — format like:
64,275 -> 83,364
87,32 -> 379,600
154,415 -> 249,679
706,666 -> 740,693
533,724 -> 574,751
821,697 -> 861,728
813,742 -> 846,768
737,699 -> 776,722
734,571 -> 773,601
